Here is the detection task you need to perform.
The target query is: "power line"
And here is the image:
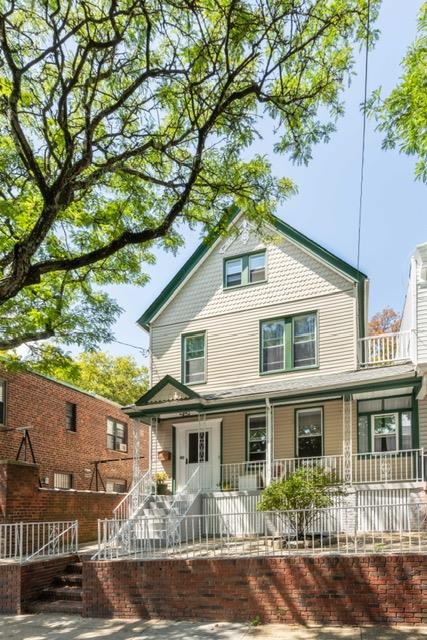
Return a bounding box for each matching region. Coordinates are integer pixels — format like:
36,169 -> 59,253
356,0 -> 371,272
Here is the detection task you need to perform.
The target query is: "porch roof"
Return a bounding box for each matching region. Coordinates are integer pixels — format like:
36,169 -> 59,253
125,364 -> 419,417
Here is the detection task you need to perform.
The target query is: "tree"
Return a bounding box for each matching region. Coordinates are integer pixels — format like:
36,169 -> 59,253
369,2 -> 427,182
0,0 -> 378,351
257,466 -> 345,538
368,307 -> 401,335
25,346 -> 148,405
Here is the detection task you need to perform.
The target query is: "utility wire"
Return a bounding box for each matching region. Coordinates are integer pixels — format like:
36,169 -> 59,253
356,0 -> 371,272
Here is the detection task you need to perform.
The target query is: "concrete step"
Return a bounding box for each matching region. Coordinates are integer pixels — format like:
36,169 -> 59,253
67,561 -> 82,574
27,599 -> 83,615
45,586 -> 82,602
57,573 -> 82,586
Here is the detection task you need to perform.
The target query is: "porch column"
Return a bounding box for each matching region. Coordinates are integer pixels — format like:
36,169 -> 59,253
150,416 -> 159,494
265,398 -> 273,486
132,419 -> 142,487
342,393 -> 353,484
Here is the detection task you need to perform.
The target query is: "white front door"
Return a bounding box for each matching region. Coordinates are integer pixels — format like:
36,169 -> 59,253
175,420 -> 221,491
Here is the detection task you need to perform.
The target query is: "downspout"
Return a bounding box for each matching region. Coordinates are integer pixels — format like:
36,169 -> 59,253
265,398 -> 273,486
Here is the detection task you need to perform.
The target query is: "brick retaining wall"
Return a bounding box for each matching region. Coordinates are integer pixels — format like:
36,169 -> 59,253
83,555 -> 427,625
0,460 -> 121,541
0,555 -> 77,614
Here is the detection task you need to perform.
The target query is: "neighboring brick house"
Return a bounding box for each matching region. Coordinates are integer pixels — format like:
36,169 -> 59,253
0,366 -> 148,493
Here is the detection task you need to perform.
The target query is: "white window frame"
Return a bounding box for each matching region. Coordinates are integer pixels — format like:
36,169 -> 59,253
225,257 -> 243,288
296,407 -> 323,458
248,252 -> 266,284
371,413 -> 398,453
261,319 -> 285,373
182,332 -> 206,385
107,418 -> 128,451
292,313 -> 318,369
247,413 -> 267,462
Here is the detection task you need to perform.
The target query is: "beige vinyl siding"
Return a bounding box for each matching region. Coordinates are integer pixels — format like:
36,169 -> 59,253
274,399 -> 355,459
150,224 -> 358,392
418,397 -> 427,450
417,283 -> 427,363
152,291 -> 356,392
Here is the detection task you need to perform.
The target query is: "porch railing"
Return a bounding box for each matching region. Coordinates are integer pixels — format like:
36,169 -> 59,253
220,461 -> 266,491
95,501 -> 427,561
358,330 -> 413,367
352,449 -> 424,484
273,455 -> 344,482
220,450 -> 424,490
0,520 -> 78,563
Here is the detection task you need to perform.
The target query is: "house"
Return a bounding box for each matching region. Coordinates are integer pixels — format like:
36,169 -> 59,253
124,208 -> 425,505
0,365 -> 146,493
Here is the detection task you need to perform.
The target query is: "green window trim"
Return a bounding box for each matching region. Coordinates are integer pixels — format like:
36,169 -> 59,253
181,331 -> 207,386
223,250 -> 266,289
245,413 -> 267,463
259,312 -> 318,375
357,394 -> 418,454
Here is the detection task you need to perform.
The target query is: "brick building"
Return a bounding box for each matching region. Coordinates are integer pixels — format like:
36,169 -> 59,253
0,366 -> 147,493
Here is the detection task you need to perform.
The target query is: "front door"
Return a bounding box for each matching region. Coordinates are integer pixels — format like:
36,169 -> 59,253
175,420 -> 221,491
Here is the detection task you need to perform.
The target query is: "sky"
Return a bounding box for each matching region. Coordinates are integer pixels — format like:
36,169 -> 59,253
101,1 -> 427,367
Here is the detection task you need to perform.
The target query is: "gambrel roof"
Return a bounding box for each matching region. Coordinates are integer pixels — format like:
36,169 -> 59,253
137,206 -> 368,332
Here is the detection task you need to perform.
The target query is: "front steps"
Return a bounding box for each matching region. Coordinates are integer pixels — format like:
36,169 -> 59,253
26,559 -> 83,615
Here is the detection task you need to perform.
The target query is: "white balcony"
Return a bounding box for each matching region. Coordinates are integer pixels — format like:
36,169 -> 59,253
358,330 -> 413,367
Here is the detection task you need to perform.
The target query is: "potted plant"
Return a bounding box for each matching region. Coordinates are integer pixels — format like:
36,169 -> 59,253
153,471 -> 169,495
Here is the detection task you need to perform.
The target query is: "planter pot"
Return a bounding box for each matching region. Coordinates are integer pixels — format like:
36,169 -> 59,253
158,450 -> 171,462
156,483 -> 168,495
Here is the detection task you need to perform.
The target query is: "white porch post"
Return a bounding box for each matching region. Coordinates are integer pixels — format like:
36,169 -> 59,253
150,416 -> 158,495
265,398 -> 273,486
342,393 -> 353,484
132,419 -> 141,487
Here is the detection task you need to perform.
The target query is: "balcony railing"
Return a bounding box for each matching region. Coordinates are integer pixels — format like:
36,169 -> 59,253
220,449 -> 424,491
358,330 -> 413,367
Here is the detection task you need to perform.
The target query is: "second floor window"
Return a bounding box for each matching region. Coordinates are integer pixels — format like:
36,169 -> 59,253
224,251 -> 266,289
107,418 -> 127,451
183,332 -> 206,384
261,313 -> 317,373
54,472 -> 73,490
65,402 -> 77,432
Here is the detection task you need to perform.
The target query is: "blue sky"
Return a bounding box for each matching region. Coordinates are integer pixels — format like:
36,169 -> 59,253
103,1 -> 426,367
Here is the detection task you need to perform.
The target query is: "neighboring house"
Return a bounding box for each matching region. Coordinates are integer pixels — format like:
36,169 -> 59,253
125,209 -> 425,500
0,366 -> 146,493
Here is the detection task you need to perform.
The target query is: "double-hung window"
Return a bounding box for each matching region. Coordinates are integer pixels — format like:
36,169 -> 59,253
247,415 -> 267,462
224,251 -> 266,289
293,314 -> 317,368
65,402 -> 77,432
183,332 -> 206,384
296,408 -> 323,458
107,418 -> 127,451
357,396 -> 413,454
0,381 -> 5,425
260,313 -> 317,373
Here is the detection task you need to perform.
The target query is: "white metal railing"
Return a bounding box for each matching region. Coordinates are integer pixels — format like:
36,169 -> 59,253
113,470 -> 152,520
352,449 -> 424,484
220,461 -> 266,491
273,455 -> 344,482
0,520 -> 78,563
358,330 -> 413,366
95,501 -> 427,560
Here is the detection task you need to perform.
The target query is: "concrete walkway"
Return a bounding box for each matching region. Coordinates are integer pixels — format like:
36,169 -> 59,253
1,615 -> 427,639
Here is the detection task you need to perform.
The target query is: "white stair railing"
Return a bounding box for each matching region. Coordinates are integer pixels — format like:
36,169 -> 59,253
0,520 -> 78,563
113,470 -> 152,520
161,466 -> 201,548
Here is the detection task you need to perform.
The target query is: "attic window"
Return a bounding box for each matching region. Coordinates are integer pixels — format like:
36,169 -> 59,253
224,251 -> 266,289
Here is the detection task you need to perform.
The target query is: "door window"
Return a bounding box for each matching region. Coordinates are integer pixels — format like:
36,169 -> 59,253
188,431 -> 209,463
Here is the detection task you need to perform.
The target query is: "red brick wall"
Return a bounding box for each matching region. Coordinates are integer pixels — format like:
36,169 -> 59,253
0,366 -> 148,490
83,555 -> 427,625
0,460 -> 123,541
0,556 -> 78,614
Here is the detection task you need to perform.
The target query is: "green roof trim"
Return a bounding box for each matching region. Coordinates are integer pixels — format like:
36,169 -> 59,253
135,374 -> 200,405
137,207 -> 368,331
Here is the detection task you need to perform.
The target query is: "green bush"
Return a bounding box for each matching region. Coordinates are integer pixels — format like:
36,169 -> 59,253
256,466 -> 346,538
